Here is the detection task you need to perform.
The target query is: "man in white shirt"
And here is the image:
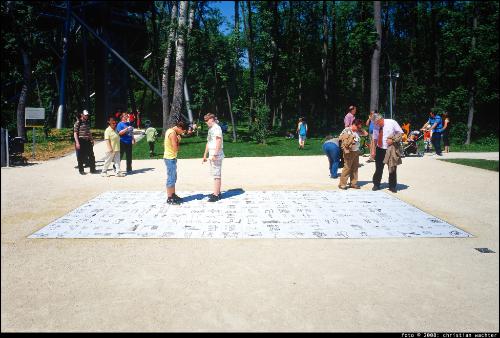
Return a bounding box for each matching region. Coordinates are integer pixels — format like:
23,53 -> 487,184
371,113 -> 403,193
202,113 -> 224,202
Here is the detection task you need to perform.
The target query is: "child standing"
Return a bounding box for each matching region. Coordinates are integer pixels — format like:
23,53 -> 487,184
145,123 -> 158,157
296,117 -> 308,149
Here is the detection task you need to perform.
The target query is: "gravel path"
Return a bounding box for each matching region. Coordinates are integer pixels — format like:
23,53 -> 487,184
1,138 -> 498,332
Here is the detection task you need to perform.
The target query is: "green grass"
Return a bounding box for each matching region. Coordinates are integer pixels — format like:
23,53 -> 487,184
133,132 -> 328,159
439,158 -> 499,171
449,136 -> 499,152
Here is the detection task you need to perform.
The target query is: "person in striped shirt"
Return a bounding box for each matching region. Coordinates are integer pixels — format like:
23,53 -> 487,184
73,110 -> 96,175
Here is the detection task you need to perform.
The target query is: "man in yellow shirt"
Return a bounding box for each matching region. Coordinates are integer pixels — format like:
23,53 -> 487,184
164,121 -> 188,205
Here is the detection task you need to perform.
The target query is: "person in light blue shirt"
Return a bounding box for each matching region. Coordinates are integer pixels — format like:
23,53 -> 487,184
296,117 -> 308,149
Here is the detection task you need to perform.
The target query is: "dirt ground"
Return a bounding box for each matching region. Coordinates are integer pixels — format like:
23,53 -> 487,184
1,139 -> 498,332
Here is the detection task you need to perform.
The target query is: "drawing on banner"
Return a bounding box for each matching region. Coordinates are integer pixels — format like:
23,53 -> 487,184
29,191 -> 472,239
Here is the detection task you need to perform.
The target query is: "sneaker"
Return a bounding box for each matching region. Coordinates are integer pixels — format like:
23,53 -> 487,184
208,194 -> 220,202
372,185 -> 380,191
167,197 -> 180,205
116,172 -> 125,177
79,171 -> 86,175
172,193 -> 183,203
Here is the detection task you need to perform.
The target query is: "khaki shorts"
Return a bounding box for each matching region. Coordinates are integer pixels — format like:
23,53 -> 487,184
209,157 -> 223,178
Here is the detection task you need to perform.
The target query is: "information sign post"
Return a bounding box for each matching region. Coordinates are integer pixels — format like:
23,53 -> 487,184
25,107 -> 45,159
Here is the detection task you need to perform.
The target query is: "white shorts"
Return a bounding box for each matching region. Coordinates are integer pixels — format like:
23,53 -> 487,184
209,158 -> 223,178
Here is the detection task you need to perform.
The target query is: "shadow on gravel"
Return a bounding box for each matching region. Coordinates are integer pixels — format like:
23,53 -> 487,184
3,161 -> 39,168
356,180 -> 410,191
125,167 -> 155,175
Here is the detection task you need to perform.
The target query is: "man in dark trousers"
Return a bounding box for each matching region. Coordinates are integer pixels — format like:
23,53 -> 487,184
421,110 -> 443,156
73,110 -> 97,175
371,113 -> 403,193
116,112 -> 136,173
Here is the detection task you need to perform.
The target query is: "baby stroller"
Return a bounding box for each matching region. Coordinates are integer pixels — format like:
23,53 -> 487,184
403,131 -> 424,157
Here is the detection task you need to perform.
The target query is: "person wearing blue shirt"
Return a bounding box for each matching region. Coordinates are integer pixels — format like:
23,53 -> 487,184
322,135 -> 340,179
116,112 -> 136,172
366,110 -> 376,162
421,110 -> 443,156
296,117 -> 308,149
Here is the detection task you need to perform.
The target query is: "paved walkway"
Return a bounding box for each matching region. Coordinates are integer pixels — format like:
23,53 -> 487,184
1,139 -> 498,332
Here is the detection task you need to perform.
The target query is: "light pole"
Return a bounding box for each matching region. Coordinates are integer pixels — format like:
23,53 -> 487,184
389,71 -> 399,120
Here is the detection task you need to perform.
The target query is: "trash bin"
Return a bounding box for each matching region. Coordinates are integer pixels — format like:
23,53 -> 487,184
1,128 -> 6,167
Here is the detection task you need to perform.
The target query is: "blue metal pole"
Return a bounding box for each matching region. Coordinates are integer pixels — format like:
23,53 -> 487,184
56,1 -> 71,129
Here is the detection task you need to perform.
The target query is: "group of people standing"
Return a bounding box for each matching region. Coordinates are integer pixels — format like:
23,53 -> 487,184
322,105 -> 404,193
420,110 -> 451,155
74,104 -> 452,202
73,110 -> 135,176
74,108 -> 224,204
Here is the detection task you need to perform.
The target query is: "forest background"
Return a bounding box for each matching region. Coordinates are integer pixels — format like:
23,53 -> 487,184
1,1 -> 498,147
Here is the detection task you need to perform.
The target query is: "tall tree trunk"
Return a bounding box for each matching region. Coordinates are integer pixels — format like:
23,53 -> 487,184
269,1 -> 279,129
230,0 -> 240,140
17,49 -> 31,141
466,6 -> 477,145
322,0 -> 328,121
329,2 -> 336,127
151,2 -> 160,89
234,0 -> 240,76
168,1 -> 188,127
247,1 -> 255,124
161,1 -> 178,135
370,1 -> 381,112
430,1 -> 440,106
183,2 -> 196,124
298,21 -> 303,118
225,87 -> 237,142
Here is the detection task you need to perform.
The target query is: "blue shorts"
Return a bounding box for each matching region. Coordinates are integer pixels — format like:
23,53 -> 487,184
164,158 -> 177,188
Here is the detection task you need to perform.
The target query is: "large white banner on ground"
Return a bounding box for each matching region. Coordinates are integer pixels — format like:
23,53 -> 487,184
29,190 -> 471,239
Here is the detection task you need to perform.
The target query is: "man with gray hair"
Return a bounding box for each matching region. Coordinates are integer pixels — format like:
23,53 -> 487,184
371,113 -> 403,193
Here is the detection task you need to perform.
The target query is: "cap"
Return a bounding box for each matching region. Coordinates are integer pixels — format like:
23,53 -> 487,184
83,110 -> 89,115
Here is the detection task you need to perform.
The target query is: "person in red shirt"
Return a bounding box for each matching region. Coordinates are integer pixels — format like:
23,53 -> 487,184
136,110 -> 141,129
128,111 -> 136,127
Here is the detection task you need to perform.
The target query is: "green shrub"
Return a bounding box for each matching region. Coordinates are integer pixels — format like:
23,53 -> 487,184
450,122 -> 468,144
250,101 -> 270,144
